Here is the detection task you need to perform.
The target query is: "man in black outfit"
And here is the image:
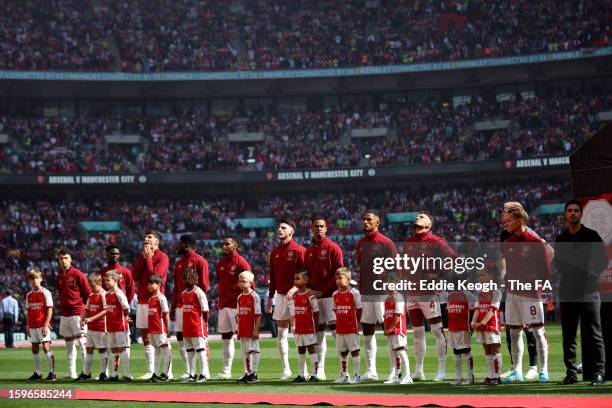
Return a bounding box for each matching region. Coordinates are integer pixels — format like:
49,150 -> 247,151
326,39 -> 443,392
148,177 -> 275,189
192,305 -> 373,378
555,200 -> 608,385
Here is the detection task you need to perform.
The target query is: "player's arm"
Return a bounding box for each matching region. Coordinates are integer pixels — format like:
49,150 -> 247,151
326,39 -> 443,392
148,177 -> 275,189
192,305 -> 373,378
42,307 -> 53,337
124,269 -> 135,304
170,267 -> 178,320
199,290 -> 209,323
310,295 -> 320,329
253,292 -> 262,338
80,272 -> 92,303
84,309 -> 107,325
470,305 -> 480,330
42,290 -> 54,336
288,299 -> 296,331
199,259 -> 210,293
267,254 -> 275,313
354,288 -> 363,329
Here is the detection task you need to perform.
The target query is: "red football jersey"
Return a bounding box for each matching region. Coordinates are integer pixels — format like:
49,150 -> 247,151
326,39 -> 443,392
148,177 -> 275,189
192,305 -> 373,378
171,251 -> 209,310
447,290 -> 475,332
333,287 -> 362,334
216,252 -> 251,309
503,229 -> 551,297
237,290 -> 261,338
105,288 -> 130,333
57,266 -> 91,317
148,293 -> 169,335
305,237 -> 344,298
270,240 -> 306,295
132,249 -> 169,304
290,290 -> 319,335
384,291 -> 406,336
475,289 -> 502,333
85,290 -> 107,332
26,287 -> 53,329
181,286 -> 209,338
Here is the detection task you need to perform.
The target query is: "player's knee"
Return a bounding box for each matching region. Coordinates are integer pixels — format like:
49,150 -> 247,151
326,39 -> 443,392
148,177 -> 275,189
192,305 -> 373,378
186,348 -> 194,353
196,348 -> 205,353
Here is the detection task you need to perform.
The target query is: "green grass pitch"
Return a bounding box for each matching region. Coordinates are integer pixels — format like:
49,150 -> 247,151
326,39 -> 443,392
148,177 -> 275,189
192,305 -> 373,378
0,324 -> 611,408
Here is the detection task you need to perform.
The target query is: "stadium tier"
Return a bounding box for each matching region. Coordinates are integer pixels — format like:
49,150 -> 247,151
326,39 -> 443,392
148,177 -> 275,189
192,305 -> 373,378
0,0 -> 609,71
1,93 -> 609,173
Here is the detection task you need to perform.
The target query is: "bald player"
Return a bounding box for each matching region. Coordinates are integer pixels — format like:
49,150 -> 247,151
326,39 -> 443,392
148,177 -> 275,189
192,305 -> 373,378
268,219 -> 306,380
356,212 -> 398,381
404,212 -> 456,381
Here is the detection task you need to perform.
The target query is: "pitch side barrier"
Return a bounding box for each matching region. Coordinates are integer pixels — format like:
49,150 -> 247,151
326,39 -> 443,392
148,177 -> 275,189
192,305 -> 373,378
0,48 -> 610,81
358,241 -> 611,304
0,156 -> 569,186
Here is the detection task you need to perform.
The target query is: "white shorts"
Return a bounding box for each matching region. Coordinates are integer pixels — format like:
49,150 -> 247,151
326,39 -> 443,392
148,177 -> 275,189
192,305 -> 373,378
272,293 -> 291,321
185,336 -> 207,350
218,307 -> 238,333
336,333 -> 360,353
108,331 -> 130,348
173,306 -> 183,332
240,337 -> 260,353
476,331 -> 502,345
360,302 -> 384,325
149,332 -> 169,348
59,315 -> 85,338
448,331 -> 471,350
136,304 -> 148,329
86,330 -> 108,349
317,298 -> 336,326
504,293 -> 544,326
408,298 -> 442,320
295,333 -> 318,347
386,333 -> 407,350
28,328 -> 51,343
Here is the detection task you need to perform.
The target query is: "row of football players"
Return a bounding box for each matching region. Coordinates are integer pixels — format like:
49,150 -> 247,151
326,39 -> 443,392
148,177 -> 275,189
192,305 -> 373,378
24,262 -> 504,385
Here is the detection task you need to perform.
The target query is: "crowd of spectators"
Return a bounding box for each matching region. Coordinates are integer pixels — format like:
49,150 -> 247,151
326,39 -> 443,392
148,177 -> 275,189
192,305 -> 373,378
0,0 -> 115,71
112,0 -> 240,72
0,0 -> 609,72
0,177 -> 569,328
1,93 -> 609,173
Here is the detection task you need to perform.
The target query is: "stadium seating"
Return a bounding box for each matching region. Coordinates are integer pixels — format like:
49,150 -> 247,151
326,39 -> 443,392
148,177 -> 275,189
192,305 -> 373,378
0,0 -> 609,72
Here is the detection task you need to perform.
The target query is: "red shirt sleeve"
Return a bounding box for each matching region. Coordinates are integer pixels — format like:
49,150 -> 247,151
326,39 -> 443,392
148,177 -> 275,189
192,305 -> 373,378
171,264 -> 179,310
269,249 -> 276,296
79,272 -> 92,305
198,258 -> 209,293
124,268 -> 135,303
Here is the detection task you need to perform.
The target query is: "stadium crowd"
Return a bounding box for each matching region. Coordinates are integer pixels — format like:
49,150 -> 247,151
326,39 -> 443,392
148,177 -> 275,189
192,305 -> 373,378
1,93 -> 609,173
0,178 -> 569,328
0,0 -> 609,72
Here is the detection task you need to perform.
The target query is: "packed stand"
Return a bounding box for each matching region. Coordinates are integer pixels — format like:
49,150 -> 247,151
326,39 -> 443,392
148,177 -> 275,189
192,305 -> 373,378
240,0 -> 610,70
112,0 -> 240,72
0,0 -> 115,71
1,93 -> 610,173
0,0 -> 610,72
